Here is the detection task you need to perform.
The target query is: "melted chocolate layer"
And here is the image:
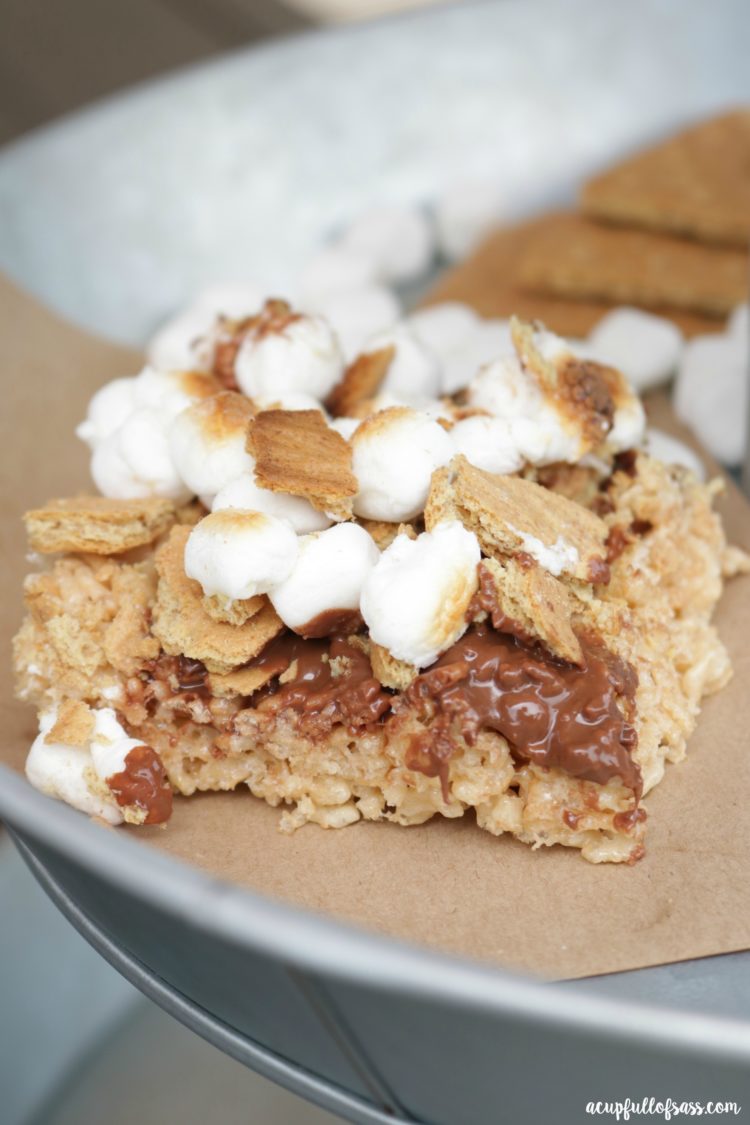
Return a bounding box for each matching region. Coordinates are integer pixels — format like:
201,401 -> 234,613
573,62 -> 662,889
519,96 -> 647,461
252,633 -> 391,734
403,623 -> 639,798
295,608 -> 364,639
108,745 -> 173,825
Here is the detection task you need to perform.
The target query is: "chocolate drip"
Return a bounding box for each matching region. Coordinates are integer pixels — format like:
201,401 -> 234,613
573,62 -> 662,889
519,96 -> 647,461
108,745 -> 173,825
295,608 -> 364,639
251,632 -> 391,734
175,655 -> 211,697
403,624 -> 640,800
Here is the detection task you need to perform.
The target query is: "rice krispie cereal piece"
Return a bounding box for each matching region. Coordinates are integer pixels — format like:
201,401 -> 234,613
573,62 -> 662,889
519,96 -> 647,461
13,302 -> 748,861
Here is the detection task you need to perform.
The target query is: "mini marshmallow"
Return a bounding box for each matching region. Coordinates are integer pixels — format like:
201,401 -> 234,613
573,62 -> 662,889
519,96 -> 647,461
407,302 -> 481,358
609,394 -> 646,452
440,318 -> 514,395
351,407 -> 453,522
363,324 -> 442,406
299,245 -> 378,301
147,283 -> 266,372
25,710 -> 123,825
507,524 -> 579,577
673,333 -> 747,463
234,313 -> 343,402
184,509 -> 298,601
270,523 -> 379,633
169,394 -> 255,500
132,365 -> 216,420
311,286 -> 401,361
89,708 -> 146,785
435,176 -> 507,261
341,204 -> 434,284
645,428 -> 706,481
449,415 -> 524,475
586,308 -> 684,392
76,377 -> 138,449
361,521 -> 480,667
92,407 -> 192,502
212,472 -> 331,534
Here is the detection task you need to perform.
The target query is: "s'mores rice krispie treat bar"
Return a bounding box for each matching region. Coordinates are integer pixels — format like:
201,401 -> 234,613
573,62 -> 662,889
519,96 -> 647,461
13,300 -> 748,862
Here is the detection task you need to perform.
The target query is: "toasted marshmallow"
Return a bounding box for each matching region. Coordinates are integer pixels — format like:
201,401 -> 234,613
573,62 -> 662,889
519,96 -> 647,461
92,407 -> 192,502
270,523 -> 379,633
26,710 -> 123,825
361,521 -> 480,667
185,509 -> 298,601
132,365 -> 217,419
147,283 -> 266,372
212,472 -> 331,534
449,415 -> 524,475
363,324 -> 441,406
507,524 -> 579,577
234,313 -> 343,402
169,392 -> 255,500
586,308 -> 683,392
341,204 -> 434,284
76,377 -> 138,449
645,428 -> 706,480
311,286 -> 401,360
300,245 -> 378,300
674,333 -> 747,463
89,708 -> 145,785
351,407 -> 453,522
435,176 -> 507,261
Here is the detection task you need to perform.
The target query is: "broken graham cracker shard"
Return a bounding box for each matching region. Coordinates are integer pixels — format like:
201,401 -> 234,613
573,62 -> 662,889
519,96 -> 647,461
152,525 -> 284,674
581,109 -> 750,248
46,699 -> 95,748
24,496 -> 176,555
247,409 -> 357,520
425,455 -> 609,585
472,558 -> 582,665
326,346 -> 395,417
517,212 -> 747,318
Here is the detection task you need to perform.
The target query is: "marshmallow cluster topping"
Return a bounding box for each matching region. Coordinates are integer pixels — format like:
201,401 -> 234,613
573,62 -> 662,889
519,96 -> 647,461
169,391 -> 255,502
351,407 -> 453,521
234,308 -> 344,402
361,521 -> 481,667
185,509 -> 298,601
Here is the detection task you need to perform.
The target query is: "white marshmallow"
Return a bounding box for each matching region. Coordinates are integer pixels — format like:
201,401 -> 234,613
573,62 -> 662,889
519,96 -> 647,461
363,324 -> 442,406
361,521 -> 480,667
270,523 -> 379,633
89,708 -> 145,784
645,428 -> 706,481
212,472 -> 331,534
92,407 -> 192,502
328,416 -> 361,441
25,711 -> 123,825
435,177 -> 506,261
449,415 -> 524,475
234,313 -> 343,402
586,308 -> 684,392
341,204 -> 434,284
254,391 -> 327,414
311,286 -> 401,361
132,365 -> 216,420
300,245 -> 378,301
440,318 -> 514,395
407,302 -> 481,359
147,283 -> 266,372
184,509 -> 298,601
728,303 -> 749,342
351,407 -> 453,522
169,393 -> 255,500
609,394 -> 646,452
507,524 -> 579,577
76,377 -> 138,449
673,332 -> 747,463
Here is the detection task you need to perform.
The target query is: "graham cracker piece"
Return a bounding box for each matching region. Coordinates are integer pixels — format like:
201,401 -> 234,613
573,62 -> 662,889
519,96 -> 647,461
425,456 -> 608,585
473,558 -> 582,665
511,316 -> 616,452
422,213 -> 721,338
247,409 -> 357,520
208,664 -> 279,698
358,519 -> 419,550
202,593 -> 265,626
582,110 -> 750,248
46,699 -> 95,748
326,346 -> 395,417
517,212 -> 747,318
369,642 -> 418,691
152,526 -> 284,673
24,496 -> 176,555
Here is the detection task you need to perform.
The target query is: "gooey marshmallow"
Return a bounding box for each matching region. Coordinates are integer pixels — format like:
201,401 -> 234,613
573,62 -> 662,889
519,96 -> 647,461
169,392 -> 255,500
76,377 -> 138,448
185,509 -> 298,601
351,407 -> 453,522
91,407 -> 192,503
26,709 -> 124,824
234,313 -> 343,402
363,324 -> 442,406
89,708 -> 148,789
212,473 -> 331,534
361,521 -> 480,667
270,523 -> 379,633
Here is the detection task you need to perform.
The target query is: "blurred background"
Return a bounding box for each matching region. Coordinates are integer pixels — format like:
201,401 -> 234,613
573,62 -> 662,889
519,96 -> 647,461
0,0 -> 447,145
